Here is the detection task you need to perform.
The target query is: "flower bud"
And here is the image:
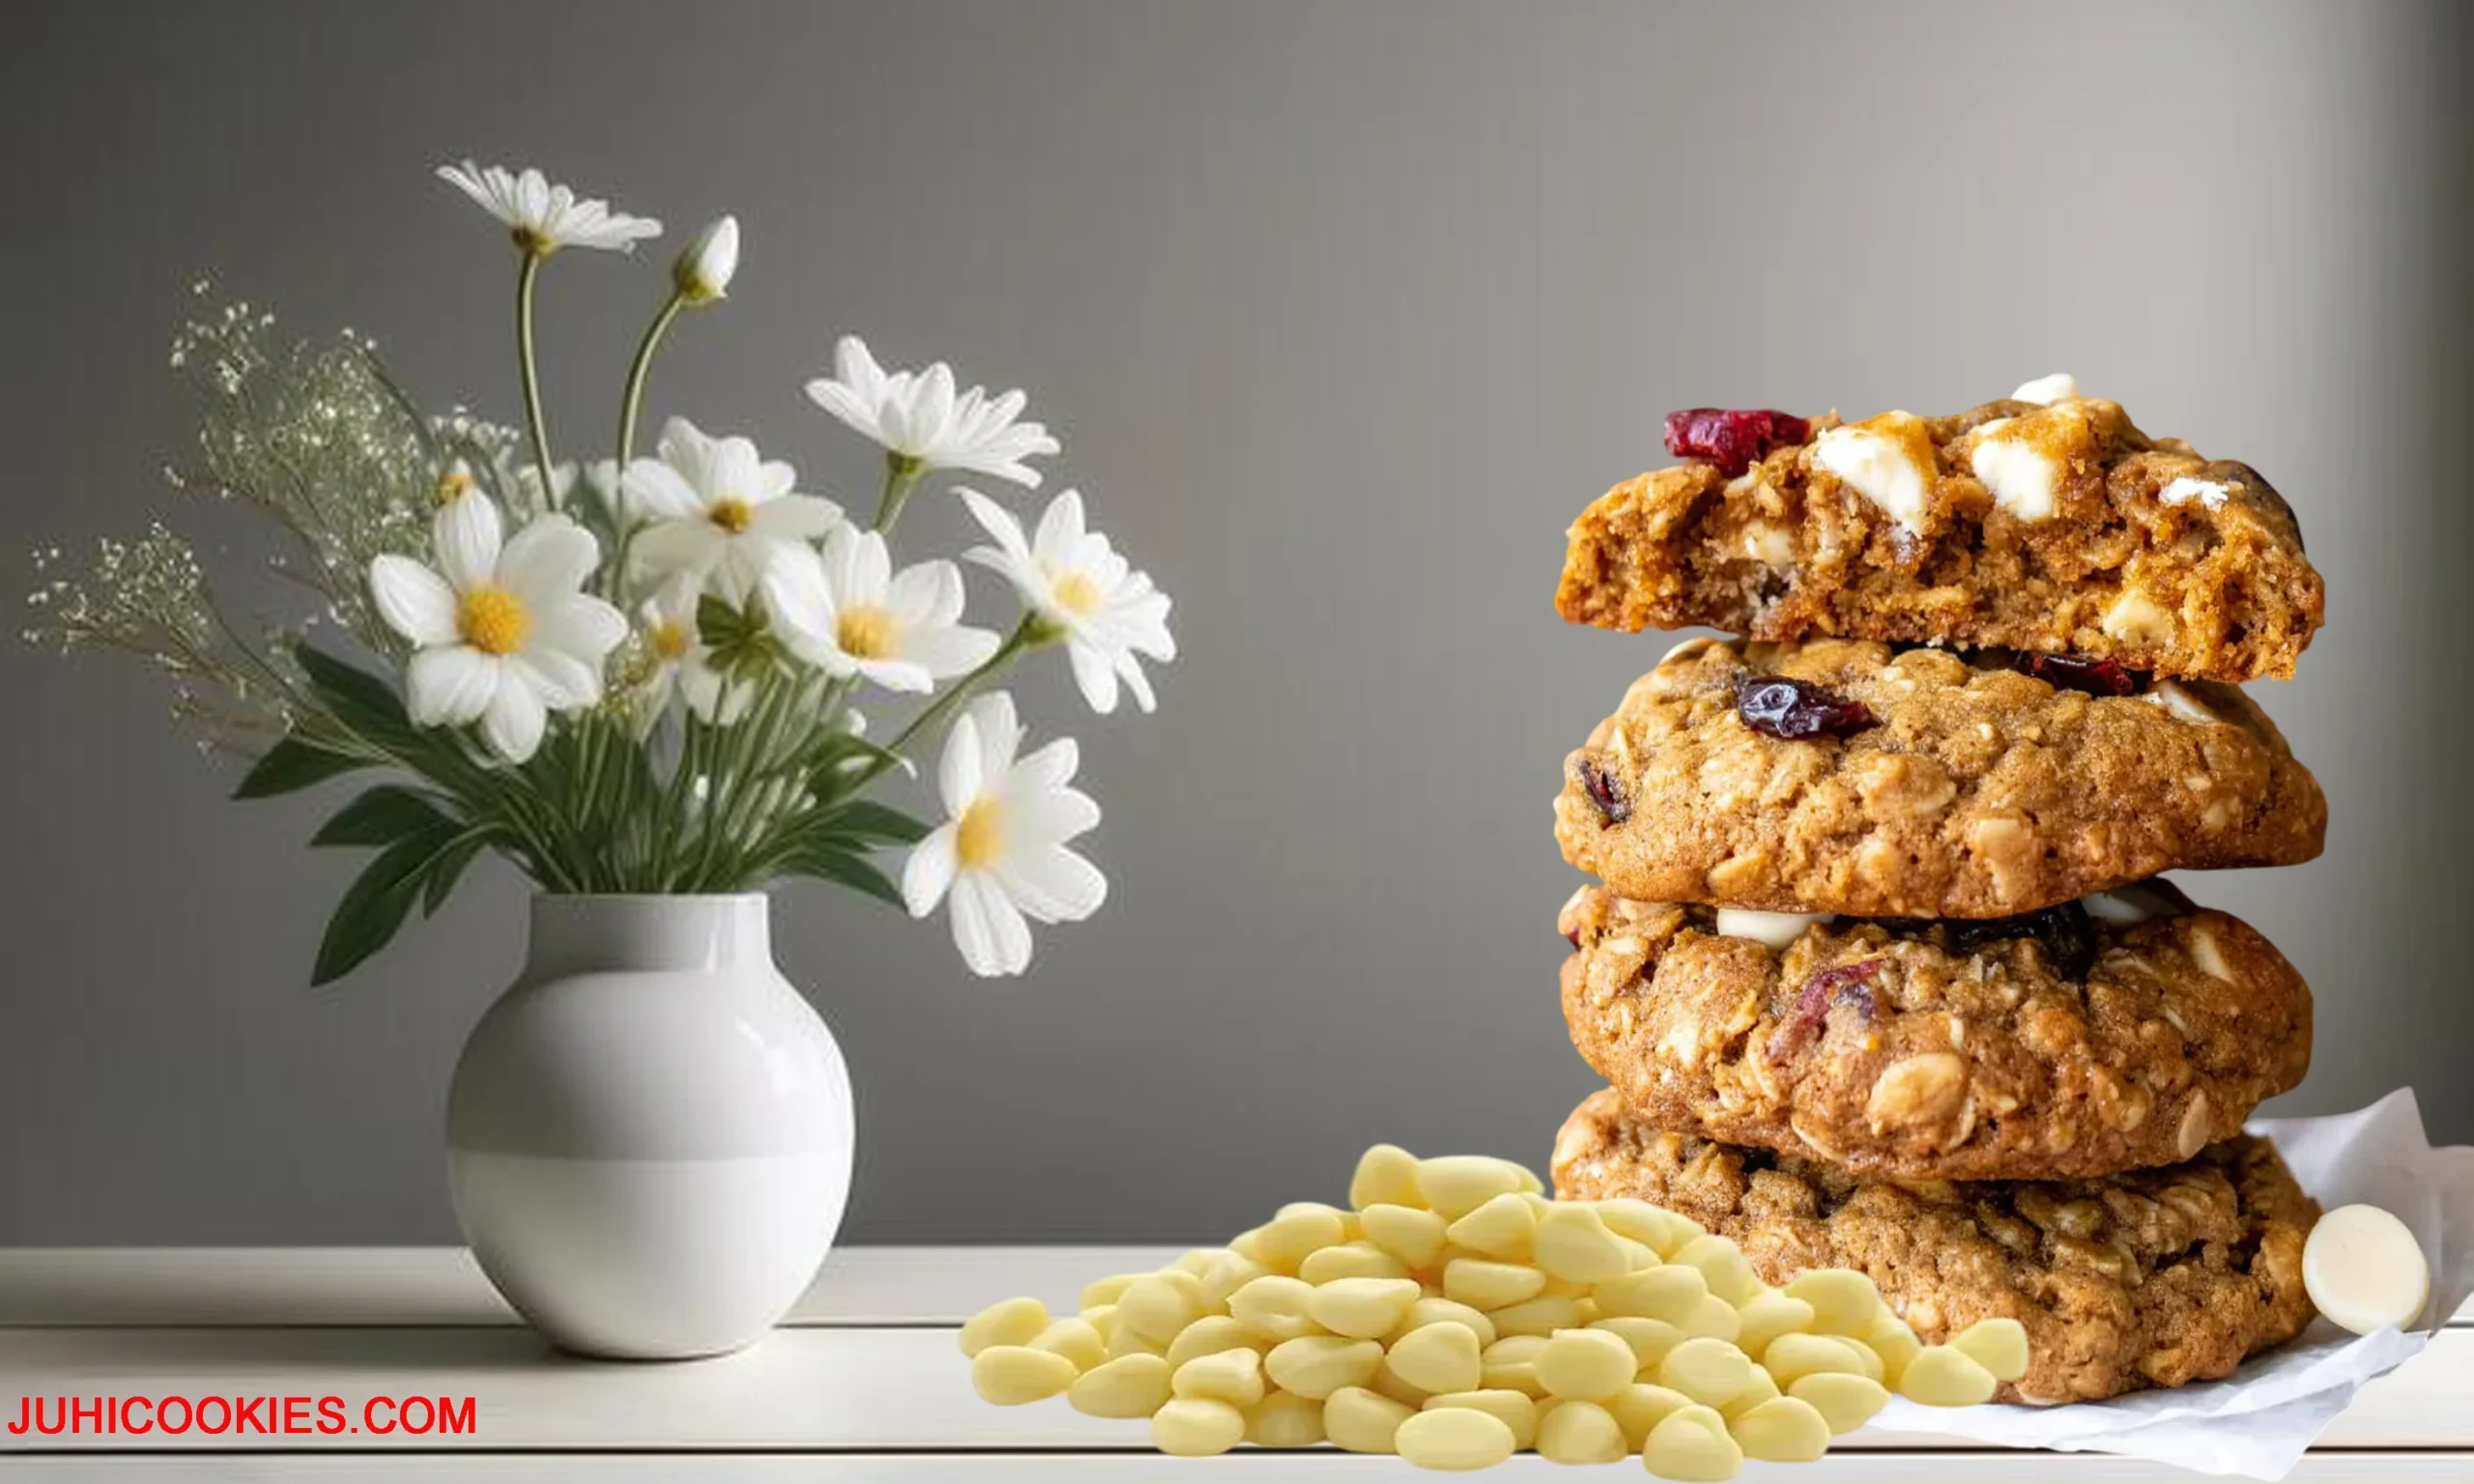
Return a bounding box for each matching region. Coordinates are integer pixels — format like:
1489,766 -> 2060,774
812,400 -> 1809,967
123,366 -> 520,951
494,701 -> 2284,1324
676,215 -> 739,302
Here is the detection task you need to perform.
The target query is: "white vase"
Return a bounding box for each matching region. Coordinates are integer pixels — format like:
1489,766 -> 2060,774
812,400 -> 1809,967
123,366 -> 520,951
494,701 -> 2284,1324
446,894 -> 852,1359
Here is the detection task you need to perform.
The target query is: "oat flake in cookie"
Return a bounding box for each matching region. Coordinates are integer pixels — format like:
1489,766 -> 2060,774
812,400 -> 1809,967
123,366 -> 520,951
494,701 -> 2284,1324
1556,383 -> 2323,683
1553,637 -> 2325,919
1556,882 -> 2311,1181
1550,1089 -> 2318,1404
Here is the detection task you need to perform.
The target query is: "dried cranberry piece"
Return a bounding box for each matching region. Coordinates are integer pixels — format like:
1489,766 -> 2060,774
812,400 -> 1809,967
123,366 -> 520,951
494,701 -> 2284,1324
1944,901 -> 2100,979
1769,958 -> 1884,1064
1563,928 -> 1583,950
1664,408 -> 1812,478
1575,757 -> 1631,824
2012,651 -> 2146,697
1734,676 -> 1876,740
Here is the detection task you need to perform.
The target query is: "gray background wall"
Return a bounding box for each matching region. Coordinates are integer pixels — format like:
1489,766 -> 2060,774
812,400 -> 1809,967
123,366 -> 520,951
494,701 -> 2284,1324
3,0 -> 2463,1244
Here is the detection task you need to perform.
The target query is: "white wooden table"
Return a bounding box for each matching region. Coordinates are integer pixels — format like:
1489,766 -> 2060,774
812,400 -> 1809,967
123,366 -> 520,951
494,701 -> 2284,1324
1,1248 -> 2466,1480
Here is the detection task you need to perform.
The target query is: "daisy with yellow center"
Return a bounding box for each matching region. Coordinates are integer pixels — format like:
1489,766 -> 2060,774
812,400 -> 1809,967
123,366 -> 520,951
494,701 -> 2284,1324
901,692 -> 1105,978
620,416 -> 842,602
959,486 -> 1175,715
761,525 -> 999,695
368,491 -> 627,762
630,573 -> 741,724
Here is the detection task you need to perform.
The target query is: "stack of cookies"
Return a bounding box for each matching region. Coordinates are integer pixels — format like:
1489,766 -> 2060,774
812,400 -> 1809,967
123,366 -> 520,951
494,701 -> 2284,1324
1540,377 -> 2330,1405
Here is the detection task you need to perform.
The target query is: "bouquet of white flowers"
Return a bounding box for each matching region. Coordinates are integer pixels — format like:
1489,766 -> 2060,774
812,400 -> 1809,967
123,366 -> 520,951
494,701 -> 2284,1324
26,161 -> 1173,984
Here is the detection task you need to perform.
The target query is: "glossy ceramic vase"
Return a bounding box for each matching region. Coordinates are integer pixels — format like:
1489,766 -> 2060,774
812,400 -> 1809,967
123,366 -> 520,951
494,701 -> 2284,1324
446,894 -> 852,1359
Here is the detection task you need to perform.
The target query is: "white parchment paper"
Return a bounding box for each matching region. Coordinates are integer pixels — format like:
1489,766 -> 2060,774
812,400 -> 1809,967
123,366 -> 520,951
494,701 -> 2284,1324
1866,1088 -> 2474,1479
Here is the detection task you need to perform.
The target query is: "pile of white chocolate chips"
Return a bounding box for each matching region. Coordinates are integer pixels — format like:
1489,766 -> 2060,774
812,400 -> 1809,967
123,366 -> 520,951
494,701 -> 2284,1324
961,1144 -> 2028,1474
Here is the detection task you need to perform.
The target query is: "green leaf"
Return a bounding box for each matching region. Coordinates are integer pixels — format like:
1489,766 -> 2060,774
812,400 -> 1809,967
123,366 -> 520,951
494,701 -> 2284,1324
311,785 -> 455,847
812,799 -> 931,845
294,642 -> 412,734
421,831 -> 490,917
786,846 -> 905,909
233,736 -> 367,799
311,824 -> 463,986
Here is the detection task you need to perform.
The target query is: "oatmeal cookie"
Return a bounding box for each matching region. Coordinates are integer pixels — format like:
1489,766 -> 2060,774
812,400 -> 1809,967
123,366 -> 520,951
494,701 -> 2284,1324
1554,637 -> 2325,918
1557,882 -> 2311,1181
1556,390 -> 2323,683
1551,1089 -> 2317,1403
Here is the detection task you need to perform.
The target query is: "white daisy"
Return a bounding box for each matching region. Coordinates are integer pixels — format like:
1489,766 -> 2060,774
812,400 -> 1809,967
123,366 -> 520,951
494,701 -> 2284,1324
760,526 -> 999,694
803,335 -> 1060,487
959,487 -> 1174,714
620,417 -> 843,601
637,573 -> 743,724
902,692 -> 1105,977
436,160 -> 662,254
368,491 -> 627,763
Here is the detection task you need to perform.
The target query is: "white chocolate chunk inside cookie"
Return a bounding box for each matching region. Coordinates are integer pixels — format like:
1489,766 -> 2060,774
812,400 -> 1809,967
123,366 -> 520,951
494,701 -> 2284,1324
2303,1204 -> 2431,1335
1968,417 -> 2063,522
2159,475 -> 2233,510
1815,412 -> 1935,532
2011,372 -> 2079,404
1713,907 -> 1827,951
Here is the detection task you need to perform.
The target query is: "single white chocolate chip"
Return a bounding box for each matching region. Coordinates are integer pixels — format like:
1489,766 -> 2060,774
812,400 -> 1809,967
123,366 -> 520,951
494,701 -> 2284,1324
1350,1144 -> 1425,1211
1969,417 -> 2063,522
1171,1347 -> 1265,1407
1361,1203 -> 1450,1268
1027,1317 -> 1106,1371
1416,1156 -> 1536,1219
1713,907 -> 1826,952
1385,1320 -> 1484,1394
1307,1276 -> 1424,1340
1395,1406 -> 1517,1471
1067,1352 -> 1171,1417
1300,1241 -> 1412,1285
1535,1202 -> 1633,1284
1815,412 -> 1936,533
1163,1315 -> 1260,1370
1658,1335 -> 1755,1407
1446,1191 -> 1540,1261
959,1296 -> 1050,1357
2144,679 -> 2220,726
1151,1397 -> 1246,1456
2011,372 -> 2079,404
1591,1315 -> 1687,1369
1733,1291 -> 1817,1359
1899,1345 -> 1999,1407
2158,475 -> 2231,509
1673,1235 -> 1764,1305
1790,1371 -> 1891,1434
1226,1273 -> 1322,1341
1245,1388 -> 1326,1447
1782,1269 -> 1884,1335
1423,1390 -> 1539,1452
2304,1204 -> 2431,1335
1740,521 -> 1796,569
2101,588 -> 2177,646
1730,1395 -> 1832,1463
1323,1384 -> 1416,1453
1597,1263 -> 1710,1323
1537,1396 -> 1629,1464
1444,1257 -> 1548,1311
1949,1318 -> 2030,1383
1536,1327 -> 1639,1401
970,1344 -> 1079,1406
1642,1403 -> 1745,1481
1264,1334 -> 1384,1399
2176,1093 -> 2215,1160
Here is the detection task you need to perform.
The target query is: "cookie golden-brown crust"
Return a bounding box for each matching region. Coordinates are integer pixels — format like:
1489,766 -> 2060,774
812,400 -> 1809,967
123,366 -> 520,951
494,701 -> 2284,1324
1556,398 -> 2322,683
1553,637 -> 2325,918
1550,1090 -> 2317,1404
1556,885 -> 2312,1181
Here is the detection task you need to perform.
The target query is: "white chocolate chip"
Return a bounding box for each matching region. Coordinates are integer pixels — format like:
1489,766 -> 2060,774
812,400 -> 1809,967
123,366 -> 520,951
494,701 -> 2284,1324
2101,589 -> 2178,646
2143,680 -> 2219,726
1713,908 -> 1827,952
1968,417 -> 2064,522
2175,1093 -> 2214,1159
2158,475 -> 2232,510
1814,412 -> 1935,532
1741,521 -> 1795,568
2304,1205 -> 2431,1335
2011,372 -> 2079,405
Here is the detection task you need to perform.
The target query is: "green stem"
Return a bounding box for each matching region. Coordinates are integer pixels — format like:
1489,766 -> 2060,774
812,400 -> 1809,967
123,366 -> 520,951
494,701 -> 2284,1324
872,453 -> 927,532
857,617 -> 1045,788
515,250 -> 557,511
610,291 -> 688,597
